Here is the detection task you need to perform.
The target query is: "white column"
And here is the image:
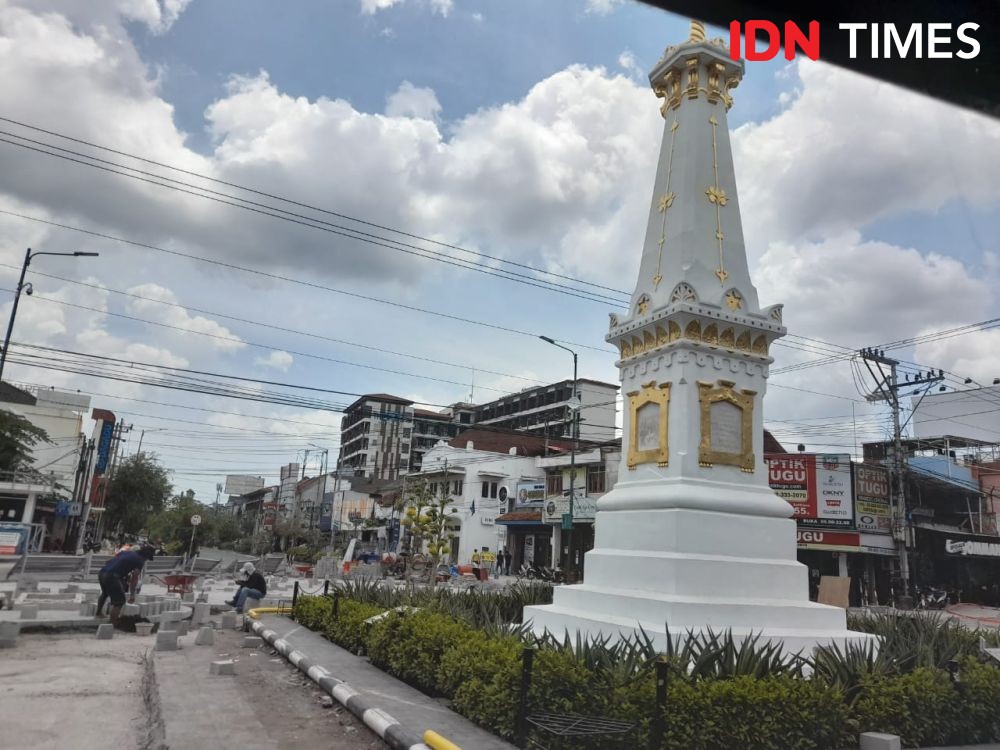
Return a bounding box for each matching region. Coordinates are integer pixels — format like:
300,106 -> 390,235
838,553 -> 849,577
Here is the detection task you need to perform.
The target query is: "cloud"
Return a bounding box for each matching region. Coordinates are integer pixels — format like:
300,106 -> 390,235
385,81 -> 442,121
359,0 -> 452,16
360,0 -> 404,14
585,0 -> 624,15
125,283 -> 246,353
617,50 -> 641,78
732,60 -> 1000,259
256,350 -> 294,371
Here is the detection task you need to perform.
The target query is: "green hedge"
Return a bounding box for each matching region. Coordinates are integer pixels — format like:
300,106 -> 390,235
292,596 -> 1000,749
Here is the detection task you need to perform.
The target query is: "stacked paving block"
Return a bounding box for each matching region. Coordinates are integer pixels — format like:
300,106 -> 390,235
135,623 -> 154,636
242,636 -> 263,648
191,602 -> 209,625
19,604 -> 38,620
210,660 -> 235,675
96,624 -> 114,640
221,612 -> 238,629
0,622 -> 20,648
194,626 -> 214,646
155,630 -> 179,651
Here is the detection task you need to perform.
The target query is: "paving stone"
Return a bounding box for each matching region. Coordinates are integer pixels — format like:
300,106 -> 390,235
175,621 -> 189,636
242,636 -> 263,649
182,591 -> 194,602
138,603 -> 151,617
860,733 -> 901,750
221,612 -> 238,629
18,605 -> 38,620
84,591 -> 99,603
210,660 -> 236,675
155,631 -> 179,652
159,620 -> 177,632
0,622 -> 20,648
191,602 -> 209,625
134,623 -> 154,636
194,626 -> 215,646
122,603 -> 141,616
96,624 -> 114,640
244,597 -> 262,613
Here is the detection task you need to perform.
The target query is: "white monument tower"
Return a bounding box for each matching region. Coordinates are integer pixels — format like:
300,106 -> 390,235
525,22 -> 870,652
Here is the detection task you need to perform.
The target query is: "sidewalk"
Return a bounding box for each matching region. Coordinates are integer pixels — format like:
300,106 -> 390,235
256,613 -> 516,750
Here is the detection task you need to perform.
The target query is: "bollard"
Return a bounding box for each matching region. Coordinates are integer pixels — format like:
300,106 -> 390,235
649,656 -> 669,749
292,580 -> 299,617
516,647 -> 535,749
323,579 -> 330,597
331,591 -> 340,619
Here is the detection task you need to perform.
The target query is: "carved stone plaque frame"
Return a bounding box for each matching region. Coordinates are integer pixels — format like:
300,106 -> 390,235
697,379 -> 756,472
627,381 -> 671,469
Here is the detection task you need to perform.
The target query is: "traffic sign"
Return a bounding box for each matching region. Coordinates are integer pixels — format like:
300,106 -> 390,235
190,514 -> 202,526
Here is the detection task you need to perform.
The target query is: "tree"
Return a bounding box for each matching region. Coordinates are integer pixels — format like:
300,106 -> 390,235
0,409 -> 50,473
400,477 -> 457,582
105,453 -> 171,537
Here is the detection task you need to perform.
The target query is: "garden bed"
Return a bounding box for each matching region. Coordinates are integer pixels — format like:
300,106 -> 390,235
293,584 -> 1000,749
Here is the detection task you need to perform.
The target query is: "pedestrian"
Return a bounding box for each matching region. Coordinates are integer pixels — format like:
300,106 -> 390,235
98,544 -> 155,625
471,549 -> 482,580
503,548 -> 512,576
227,562 -> 267,614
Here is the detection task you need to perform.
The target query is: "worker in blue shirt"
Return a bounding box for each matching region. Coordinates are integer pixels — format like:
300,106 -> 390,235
98,545 -> 155,625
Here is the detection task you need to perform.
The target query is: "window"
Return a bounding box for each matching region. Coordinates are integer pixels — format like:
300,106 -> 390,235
481,481 -> 489,498
400,443 -> 409,454
402,428 -> 411,438
547,473 -> 563,496
490,482 -> 498,499
429,482 -> 438,496
588,465 -> 606,494
452,480 -> 463,495
460,413 -> 470,424
481,481 -> 498,499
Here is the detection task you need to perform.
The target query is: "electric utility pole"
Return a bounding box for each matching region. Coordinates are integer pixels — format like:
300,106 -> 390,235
859,348 -> 943,599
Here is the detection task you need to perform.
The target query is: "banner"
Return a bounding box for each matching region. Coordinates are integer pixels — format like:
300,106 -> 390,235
766,453 -> 854,529
515,481 -> 546,508
796,529 -> 860,551
94,421 -> 114,475
854,464 -> 892,534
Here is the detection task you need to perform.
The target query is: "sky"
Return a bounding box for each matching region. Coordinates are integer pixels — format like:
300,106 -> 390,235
0,0 -> 998,501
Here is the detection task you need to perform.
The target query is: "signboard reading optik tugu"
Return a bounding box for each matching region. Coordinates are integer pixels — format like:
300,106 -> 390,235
766,453 -> 854,530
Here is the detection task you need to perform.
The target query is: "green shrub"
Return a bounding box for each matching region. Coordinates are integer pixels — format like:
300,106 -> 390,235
293,595 -> 331,631
365,609 -> 476,695
851,667 -> 961,747
441,634 -> 522,738
325,599 -> 383,653
954,656 -> 1000,744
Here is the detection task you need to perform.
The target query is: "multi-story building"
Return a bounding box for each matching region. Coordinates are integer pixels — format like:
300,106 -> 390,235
472,379 -> 618,442
340,394 -> 415,479
339,384 -> 619,480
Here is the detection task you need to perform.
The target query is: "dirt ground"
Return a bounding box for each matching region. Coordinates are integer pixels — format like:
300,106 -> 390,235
0,627 -> 386,750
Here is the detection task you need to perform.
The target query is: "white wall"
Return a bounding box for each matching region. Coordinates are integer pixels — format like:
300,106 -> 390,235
5,392 -> 89,489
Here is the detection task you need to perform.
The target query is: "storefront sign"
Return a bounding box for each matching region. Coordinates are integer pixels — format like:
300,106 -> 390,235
515,482 -> 546,508
945,539 -> 1000,558
854,464 -> 892,534
94,421 -> 115,475
480,514 -> 496,526
796,529 -> 860,551
0,528 -> 22,554
767,453 -> 854,529
543,489 -> 595,523
524,534 -> 535,564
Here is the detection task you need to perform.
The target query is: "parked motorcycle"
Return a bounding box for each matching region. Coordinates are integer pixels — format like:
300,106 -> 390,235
917,586 -> 950,610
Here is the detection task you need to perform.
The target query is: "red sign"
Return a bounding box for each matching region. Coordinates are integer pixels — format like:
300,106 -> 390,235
768,455 -> 813,517
796,529 -> 860,550
767,453 -> 854,529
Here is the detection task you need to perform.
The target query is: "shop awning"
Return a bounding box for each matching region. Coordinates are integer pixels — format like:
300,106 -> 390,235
496,510 -> 545,526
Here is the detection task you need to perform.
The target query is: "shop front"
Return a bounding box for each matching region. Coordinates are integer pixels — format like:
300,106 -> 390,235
496,510 -> 553,571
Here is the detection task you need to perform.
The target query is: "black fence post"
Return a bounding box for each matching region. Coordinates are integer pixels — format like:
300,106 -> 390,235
649,655 -> 669,750
323,579 -> 330,597
517,646 -> 535,749
331,591 -> 340,619
292,580 -> 299,618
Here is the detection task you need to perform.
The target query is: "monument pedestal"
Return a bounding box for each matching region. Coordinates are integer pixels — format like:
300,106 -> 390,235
525,497 -> 875,653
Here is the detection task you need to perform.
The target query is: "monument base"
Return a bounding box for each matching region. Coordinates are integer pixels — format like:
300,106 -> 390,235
524,504 -> 876,655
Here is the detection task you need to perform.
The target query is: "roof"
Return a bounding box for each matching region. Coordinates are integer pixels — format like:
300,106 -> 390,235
763,430 -> 786,454
447,427 -> 584,457
496,510 -> 543,523
343,393 -> 415,413
0,382 -> 36,406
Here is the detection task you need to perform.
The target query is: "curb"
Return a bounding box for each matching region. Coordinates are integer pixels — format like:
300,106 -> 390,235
251,619 -> 432,750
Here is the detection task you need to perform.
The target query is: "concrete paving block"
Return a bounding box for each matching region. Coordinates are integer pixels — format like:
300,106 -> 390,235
175,621 -> 189,636
62,584 -> 80,594
194,626 -> 214,646
96,624 -> 114,640
196,593 -> 208,603
221,612 -> 238,629
84,591 -> 99,603
244,597 -> 262,613
182,591 -> 194,602
191,602 -> 209,625
860,733 -> 901,750
122,603 -> 141,616
210,660 -> 236,675
138,603 -> 151,617
134,622 -> 154,636
0,622 -> 20,648
155,631 -> 179,652
19,605 -> 38,620
242,636 -> 263,649
159,619 -> 177,632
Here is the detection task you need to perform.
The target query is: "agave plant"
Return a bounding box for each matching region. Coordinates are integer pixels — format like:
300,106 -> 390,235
809,639 -> 894,706
664,624 -> 808,681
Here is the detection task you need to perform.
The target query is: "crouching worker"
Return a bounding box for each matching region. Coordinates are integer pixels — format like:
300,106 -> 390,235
98,544 -> 155,625
227,562 -> 267,614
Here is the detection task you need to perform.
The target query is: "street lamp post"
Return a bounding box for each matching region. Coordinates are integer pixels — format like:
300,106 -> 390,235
539,335 -> 579,583
0,248 -> 99,382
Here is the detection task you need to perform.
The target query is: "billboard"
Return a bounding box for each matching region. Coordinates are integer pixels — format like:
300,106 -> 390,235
515,481 -> 546,508
94,421 -> 114,475
543,468 -> 596,523
225,474 -> 266,497
854,463 -> 892,534
766,453 -> 854,529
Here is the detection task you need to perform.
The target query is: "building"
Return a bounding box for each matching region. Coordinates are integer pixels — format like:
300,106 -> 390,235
473,379 -> 619,442
339,384 -> 618,481
340,394 -> 415,480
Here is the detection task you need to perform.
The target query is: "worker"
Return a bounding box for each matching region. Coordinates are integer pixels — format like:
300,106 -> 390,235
98,544 -> 155,625
227,562 -> 267,614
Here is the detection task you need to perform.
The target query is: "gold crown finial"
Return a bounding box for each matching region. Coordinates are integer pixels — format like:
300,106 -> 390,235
688,20 -> 706,42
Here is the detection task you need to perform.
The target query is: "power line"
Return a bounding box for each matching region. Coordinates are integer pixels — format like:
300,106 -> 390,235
0,208 -> 614,354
